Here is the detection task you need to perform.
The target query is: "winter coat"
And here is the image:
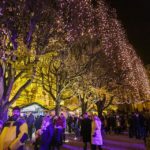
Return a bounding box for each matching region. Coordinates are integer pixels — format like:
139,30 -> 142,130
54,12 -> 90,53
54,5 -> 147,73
91,119 -> 103,146
34,119 -> 54,150
81,118 -> 91,142
35,115 -> 43,130
0,117 -> 28,150
39,123 -> 54,150
52,127 -> 63,146
26,114 -> 35,128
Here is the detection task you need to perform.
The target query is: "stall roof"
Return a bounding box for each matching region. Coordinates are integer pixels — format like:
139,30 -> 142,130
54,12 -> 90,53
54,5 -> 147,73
20,102 -> 50,110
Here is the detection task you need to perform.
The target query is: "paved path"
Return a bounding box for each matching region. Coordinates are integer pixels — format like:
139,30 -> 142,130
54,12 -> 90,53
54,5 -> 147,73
61,133 -> 146,150
25,133 -> 146,150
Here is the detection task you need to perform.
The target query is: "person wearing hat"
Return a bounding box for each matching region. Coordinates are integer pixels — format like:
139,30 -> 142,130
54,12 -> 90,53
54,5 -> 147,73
0,106 -> 28,150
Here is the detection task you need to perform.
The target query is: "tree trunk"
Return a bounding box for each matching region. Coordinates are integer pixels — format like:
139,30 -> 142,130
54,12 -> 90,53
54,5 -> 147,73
0,103 -> 9,122
0,64 -> 4,100
97,105 -> 103,119
55,100 -> 61,116
0,76 -> 4,99
96,100 -> 104,119
81,101 -> 87,115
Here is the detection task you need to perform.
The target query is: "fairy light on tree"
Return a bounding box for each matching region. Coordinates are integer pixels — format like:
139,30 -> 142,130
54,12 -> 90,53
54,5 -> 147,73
56,0 -> 150,103
0,0 -> 149,121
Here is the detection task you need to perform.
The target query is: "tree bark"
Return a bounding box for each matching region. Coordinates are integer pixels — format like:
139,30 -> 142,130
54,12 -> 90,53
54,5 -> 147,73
96,95 -> 114,118
55,100 -> 61,116
97,103 -> 103,119
96,99 -> 105,118
0,64 -> 4,100
0,77 -> 4,100
81,101 -> 87,115
0,102 -> 9,122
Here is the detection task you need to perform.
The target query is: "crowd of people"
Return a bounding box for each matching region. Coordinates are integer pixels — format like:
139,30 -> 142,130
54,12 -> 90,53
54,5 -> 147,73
0,106 -> 103,150
103,110 -> 150,141
0,106 -> 150,150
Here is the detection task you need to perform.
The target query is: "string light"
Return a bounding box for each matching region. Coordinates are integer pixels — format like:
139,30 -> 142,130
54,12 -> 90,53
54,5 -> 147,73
56,0 -> 150,103
0,0 -> 149,104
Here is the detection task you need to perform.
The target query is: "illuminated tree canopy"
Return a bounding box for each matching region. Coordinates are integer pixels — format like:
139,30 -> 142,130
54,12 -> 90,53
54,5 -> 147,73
0,0 -> 150,120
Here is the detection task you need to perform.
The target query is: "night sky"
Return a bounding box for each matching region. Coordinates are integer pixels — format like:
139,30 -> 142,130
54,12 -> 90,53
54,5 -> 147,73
107,0 -> 150,65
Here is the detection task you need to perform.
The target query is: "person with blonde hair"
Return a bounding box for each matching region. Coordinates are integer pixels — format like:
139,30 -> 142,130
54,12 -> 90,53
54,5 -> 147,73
91,115 -> 103,150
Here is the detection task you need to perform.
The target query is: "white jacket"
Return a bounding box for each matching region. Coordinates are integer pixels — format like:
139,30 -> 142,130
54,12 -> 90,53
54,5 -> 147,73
91,119 -> 103,145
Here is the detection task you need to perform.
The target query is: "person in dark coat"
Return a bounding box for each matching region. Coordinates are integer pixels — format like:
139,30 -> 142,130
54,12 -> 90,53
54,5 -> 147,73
81,113 -> 92,150
26,112 -> 35,140
67,115 -> 73,133
51,116 -> 63,150
60,113 -> 66,142
128,112 -> 135,138
35,115 -> 43,131
34,116 -> 54,150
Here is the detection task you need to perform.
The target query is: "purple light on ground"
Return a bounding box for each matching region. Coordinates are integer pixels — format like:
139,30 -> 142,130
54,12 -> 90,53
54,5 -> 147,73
63,144 -> 83,150
104,139 -> 145,150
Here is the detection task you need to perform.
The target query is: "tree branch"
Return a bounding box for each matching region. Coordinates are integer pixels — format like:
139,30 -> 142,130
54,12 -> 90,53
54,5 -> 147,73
103,96 -> 114,110
9,79 -> 32,105
14,71 -> 24,81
